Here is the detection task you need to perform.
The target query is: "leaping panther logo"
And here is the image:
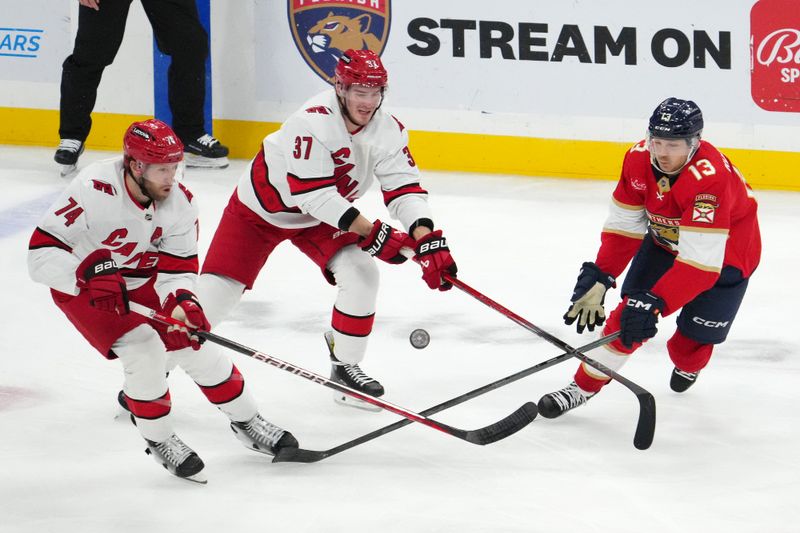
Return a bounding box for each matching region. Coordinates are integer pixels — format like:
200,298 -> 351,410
289,0 -> 391,85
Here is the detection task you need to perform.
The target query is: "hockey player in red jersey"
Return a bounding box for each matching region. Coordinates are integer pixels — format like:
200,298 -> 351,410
538,98 -> 761,418
28,119 -> 298,482
198,49 -> 458,410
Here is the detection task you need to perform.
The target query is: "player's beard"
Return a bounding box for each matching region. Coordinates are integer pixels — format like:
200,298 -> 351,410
130,172 -> 171,203
140,176 -> 171,202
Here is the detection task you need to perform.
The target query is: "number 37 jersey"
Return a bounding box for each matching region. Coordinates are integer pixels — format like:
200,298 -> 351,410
235,89 -> 432,232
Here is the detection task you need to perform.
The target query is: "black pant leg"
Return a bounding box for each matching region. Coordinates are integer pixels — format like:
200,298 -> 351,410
59,0 -> 134,141
141,0 -> 209,142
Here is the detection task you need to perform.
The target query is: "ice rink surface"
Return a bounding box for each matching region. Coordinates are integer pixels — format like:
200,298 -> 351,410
0,145 -> 798,533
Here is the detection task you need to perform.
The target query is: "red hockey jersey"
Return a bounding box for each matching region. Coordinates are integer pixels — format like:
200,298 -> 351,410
595,139 -> 761,315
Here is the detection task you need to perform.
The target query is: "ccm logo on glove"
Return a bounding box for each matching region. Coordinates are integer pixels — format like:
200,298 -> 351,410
625,297 -> 659,312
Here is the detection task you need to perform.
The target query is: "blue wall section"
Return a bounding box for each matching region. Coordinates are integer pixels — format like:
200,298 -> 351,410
153,0 -> 212,136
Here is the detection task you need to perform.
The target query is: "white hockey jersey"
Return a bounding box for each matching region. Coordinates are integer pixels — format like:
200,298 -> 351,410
28,157 -> 199,302
236,89 -> 433,231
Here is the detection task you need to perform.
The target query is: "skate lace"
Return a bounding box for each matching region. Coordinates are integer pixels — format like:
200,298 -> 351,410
154,434 -> 194,466
551,382 -> 590,411
243,414 -> 285,446
57,139 -> 83,153
195,134 -> 220,147
674,369 -> 698,381
343,363 -> 376,386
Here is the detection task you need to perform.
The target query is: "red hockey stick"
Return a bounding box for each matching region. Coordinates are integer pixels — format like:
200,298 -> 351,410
128,301 -> 537,447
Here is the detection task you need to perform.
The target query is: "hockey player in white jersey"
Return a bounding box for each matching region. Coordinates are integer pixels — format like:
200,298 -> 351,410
28,119 -> 298,482
199,49 -> 458,410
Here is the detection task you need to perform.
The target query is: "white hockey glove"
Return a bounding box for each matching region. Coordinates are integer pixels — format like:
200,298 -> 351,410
563,262 -> 616,334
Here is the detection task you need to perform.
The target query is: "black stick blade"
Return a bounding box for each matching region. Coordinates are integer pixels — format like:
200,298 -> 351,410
463,402 -> 538,445
272,447 -> 328,464
633,393 -> 657,450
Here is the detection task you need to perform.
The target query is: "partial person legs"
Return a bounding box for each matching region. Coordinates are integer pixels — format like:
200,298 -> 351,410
141,0 -> 229,167
57,0 -> 132,173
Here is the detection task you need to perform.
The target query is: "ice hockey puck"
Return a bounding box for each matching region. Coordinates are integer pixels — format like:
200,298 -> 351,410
409,328 -> 430,349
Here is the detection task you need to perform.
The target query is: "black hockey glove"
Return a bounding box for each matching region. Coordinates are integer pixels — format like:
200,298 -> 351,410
563,262 -> 616,333
619,291 -> 665,348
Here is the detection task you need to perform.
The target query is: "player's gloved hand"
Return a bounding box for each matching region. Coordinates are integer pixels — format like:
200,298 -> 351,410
619,291 -> 665,348
563,262 -> 616,333
162,289 -> 211,351
358,219 -> 414,265
76,249 -> 129,315
414,230 -> 458,291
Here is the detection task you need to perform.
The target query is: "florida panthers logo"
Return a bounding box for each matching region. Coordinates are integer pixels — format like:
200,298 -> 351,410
288,0 -> 391,84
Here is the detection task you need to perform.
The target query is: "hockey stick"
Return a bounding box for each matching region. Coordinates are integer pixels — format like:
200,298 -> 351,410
444,275 -> 656,450
273,333 -> 616,463
128,301 -> 537,447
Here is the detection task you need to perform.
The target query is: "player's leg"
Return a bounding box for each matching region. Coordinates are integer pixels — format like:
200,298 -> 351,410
669,266 -> 750,392
539,238 -> 674,418
58,1 -> 132,148
293,226 -> 383,409
168,342 -> 299,455
199,192 -> 284,326
112,325 -> 205,481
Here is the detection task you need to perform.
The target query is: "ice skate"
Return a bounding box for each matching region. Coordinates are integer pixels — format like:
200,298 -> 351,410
54,139 -> 84,177
670,367 -> 700,393
537,381 -> 595,419
230,413 -> 298,456
145,433 -> 206,484
325,331 -> 384,412
183,134 -> 229,168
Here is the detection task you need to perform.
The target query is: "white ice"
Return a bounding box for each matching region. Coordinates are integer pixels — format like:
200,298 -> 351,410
0,145 -> 797,533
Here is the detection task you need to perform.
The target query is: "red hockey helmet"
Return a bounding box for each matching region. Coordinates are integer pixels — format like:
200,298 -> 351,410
334,49 -> 388,88
123,119 -> 184,165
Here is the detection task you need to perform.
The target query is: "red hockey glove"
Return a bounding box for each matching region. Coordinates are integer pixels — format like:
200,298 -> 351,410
414,230 -> 458,291
76,249 -> 129,315
162,289 -> 211,351
619,291 -> 665,348
358,219 -> 414,265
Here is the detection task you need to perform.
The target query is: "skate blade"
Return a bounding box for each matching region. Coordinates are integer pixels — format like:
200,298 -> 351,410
183,153 -> 229,169
59,164 -> 77,177
181,471 -> 208,484
333,391 -> 381,412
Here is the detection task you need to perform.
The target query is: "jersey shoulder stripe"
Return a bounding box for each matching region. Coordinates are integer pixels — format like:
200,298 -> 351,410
29,227 -> 72,252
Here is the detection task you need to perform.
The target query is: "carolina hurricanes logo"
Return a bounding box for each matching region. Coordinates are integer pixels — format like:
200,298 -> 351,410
288,0 -> 391,84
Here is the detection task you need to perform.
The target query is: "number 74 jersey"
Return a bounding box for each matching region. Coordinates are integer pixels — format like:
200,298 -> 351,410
599,139 -> 761,281
28,156 -> 199,299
